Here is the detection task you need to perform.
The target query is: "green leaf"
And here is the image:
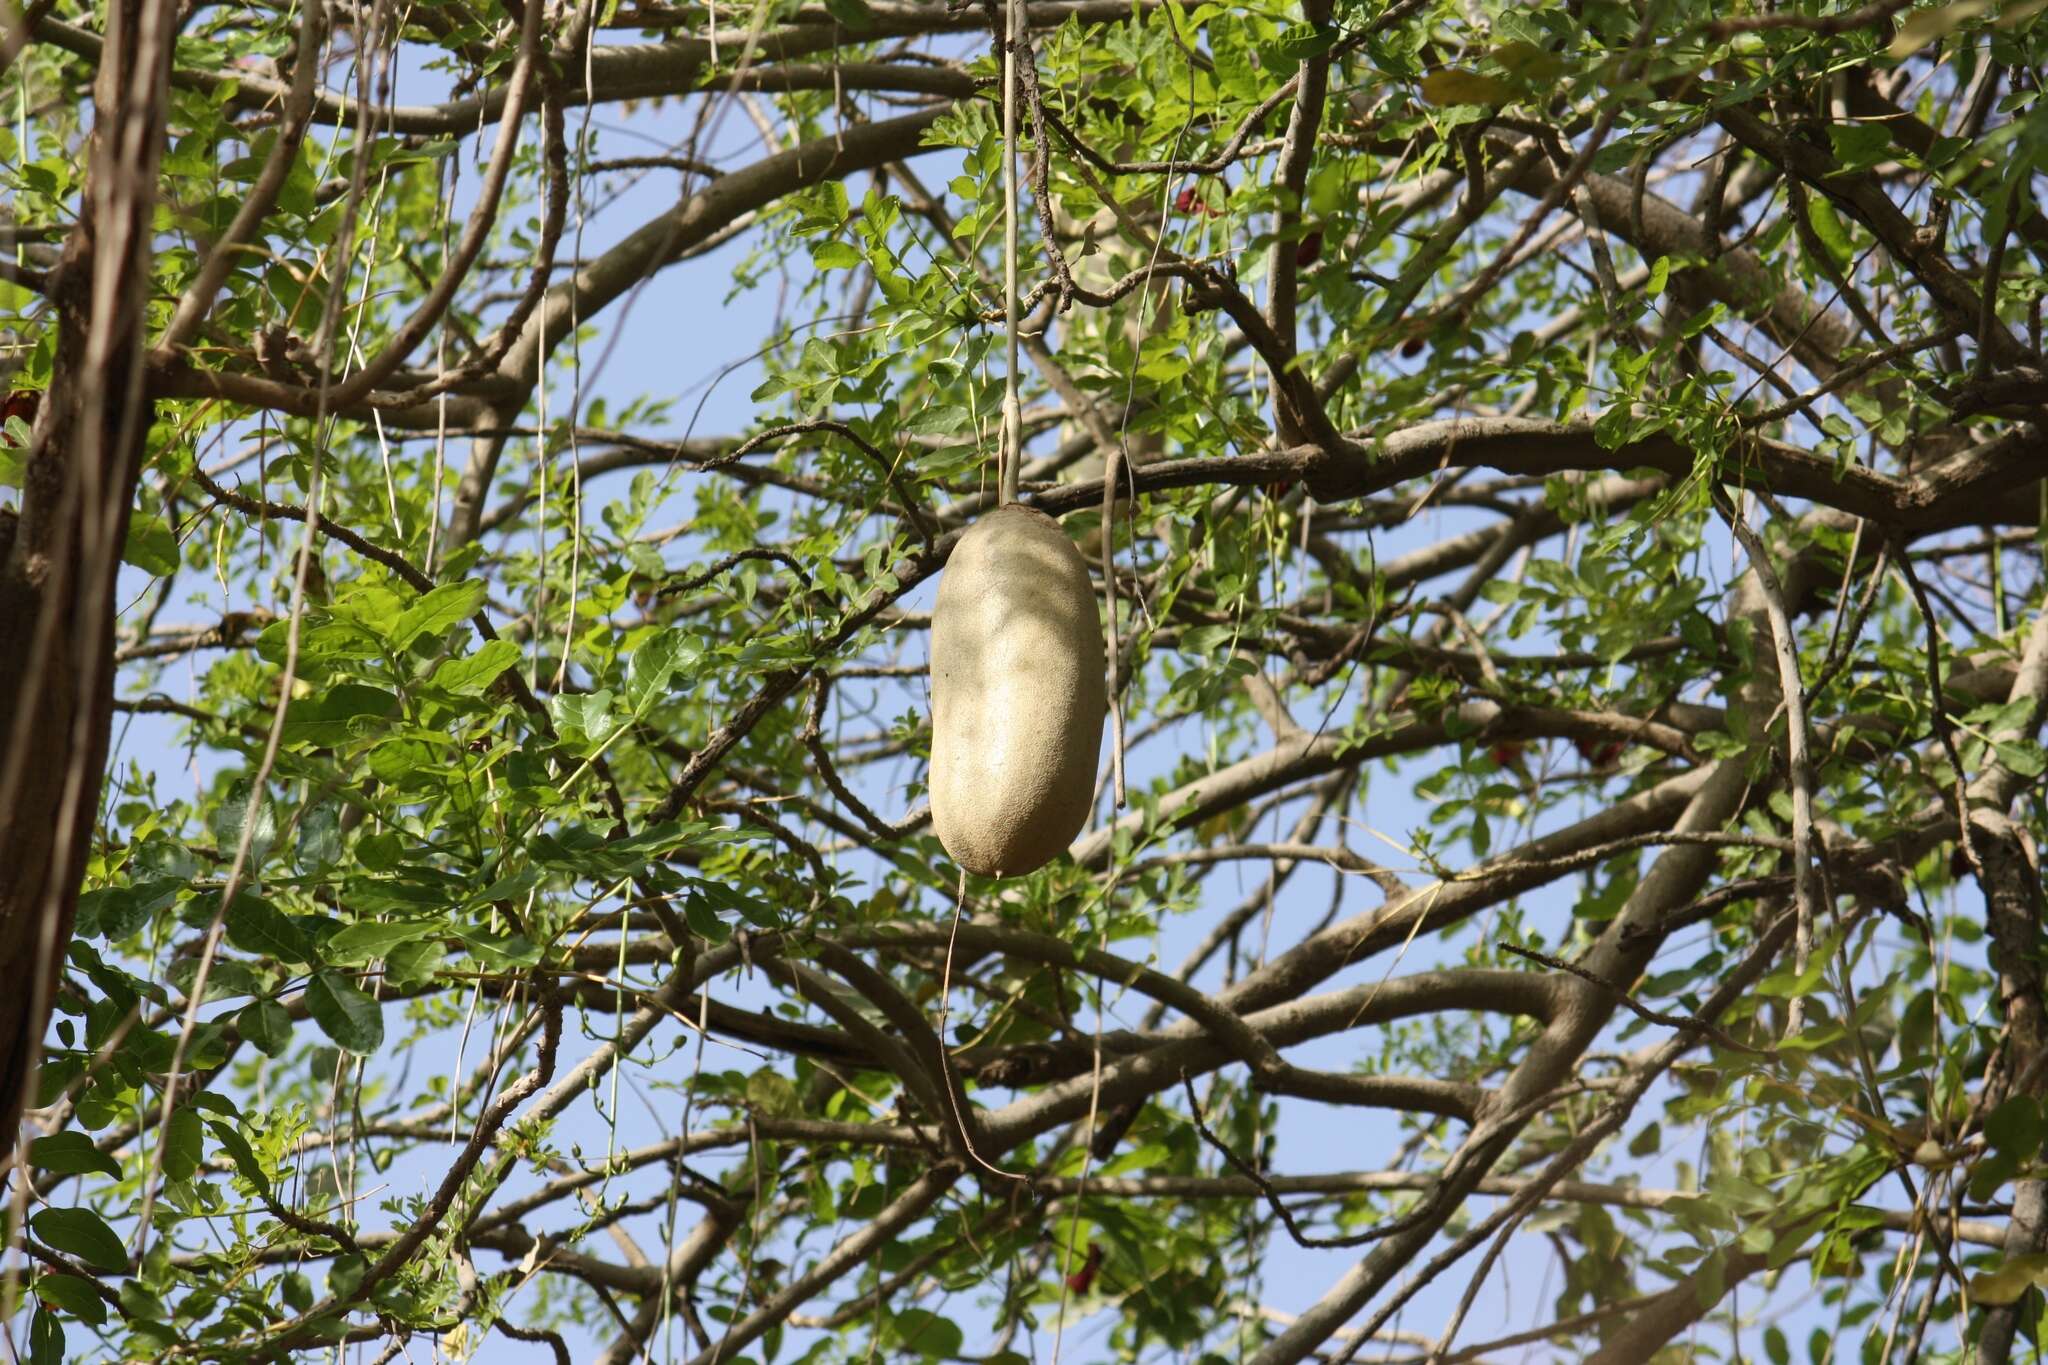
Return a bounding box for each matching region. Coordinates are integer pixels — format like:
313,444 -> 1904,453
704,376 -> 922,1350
1886,0 -> 1990,58
356,830 -> 403,872
455,926 -> 541,968
209,782 -> 278,864
811,240 -> 864,271
1804,195 -> 1854,272
902,405 -> 970,436
747,1070 -> 803,1119
162,1107 -> 204,1183
330,1252 -> 368,1298
684,897 -> 731,944
236,998 -> 294,1057
225,893 -> 315,966
384,937 -> 447,987
1272,23 -> 1339,61
280,684 -> 401,747
390,579 -> 486,650
31,1207 -> 128,1272
75,876 -> 183,941
277,140 -> 319,217
117,1280 -> 167,1324
326,919 -> 437,965
1995,740 -> 2048,778
33,1272 -> 107,1326
28,1133 -> 120,1179
297,805 -> 342,872
1827,122 -> 1892,174
28,1306 -> 63,1365
551,689 -> 621,747
188,1091 -> 240,1119
427,638 -> 521,696
163,952 -> 254,1002
122,514 -> 179,577
203,1118 -> 274,1198
624,629 -> 696,711
884,1309 -> 964,1359
306,971 -> 385,1053
1986,1095 -> 2044,1158
366,737 -> 437,783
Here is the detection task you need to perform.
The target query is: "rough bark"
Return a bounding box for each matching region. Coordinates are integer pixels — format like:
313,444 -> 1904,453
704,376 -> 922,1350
1965,603 -> 2048,1362
0,0 -> 170,1160
1973,808 -> 2048,1362
1579,1249 -> 1768,1365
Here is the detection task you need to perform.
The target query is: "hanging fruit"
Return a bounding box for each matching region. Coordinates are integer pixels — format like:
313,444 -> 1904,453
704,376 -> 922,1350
928,505 -> 1107,878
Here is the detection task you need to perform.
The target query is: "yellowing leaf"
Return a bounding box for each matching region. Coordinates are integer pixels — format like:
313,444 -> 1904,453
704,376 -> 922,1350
1419,69 -> 1518,107
1970,1252 -> 2048,1305
1887,0 -> 1991,59
747,1070 -> 803,1119
1492,41 -> 1565,84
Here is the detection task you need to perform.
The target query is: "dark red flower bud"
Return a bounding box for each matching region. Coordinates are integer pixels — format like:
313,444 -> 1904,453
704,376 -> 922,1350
1295,230 -> 1323,268
1065,1242 -> 1104,1294
1572,736 -> 1624,767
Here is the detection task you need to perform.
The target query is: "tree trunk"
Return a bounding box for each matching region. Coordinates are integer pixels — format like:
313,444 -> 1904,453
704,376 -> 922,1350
1973,806 -> 2048,1364
0,0 -> 172,1161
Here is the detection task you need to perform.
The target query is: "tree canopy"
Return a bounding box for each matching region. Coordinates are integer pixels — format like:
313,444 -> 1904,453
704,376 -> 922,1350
7,0 -> 2048,1359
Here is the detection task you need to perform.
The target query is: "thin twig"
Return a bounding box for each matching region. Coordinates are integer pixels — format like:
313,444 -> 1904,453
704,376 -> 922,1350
995,0 -> 1022,505
936,872 -> 1033,1183
1891,536 -> 1980,877
1715,492 -> 1824,1037
800,675 -> 923,841
1497,943 -> 1764,1056
1180,1073 -> 1423,1250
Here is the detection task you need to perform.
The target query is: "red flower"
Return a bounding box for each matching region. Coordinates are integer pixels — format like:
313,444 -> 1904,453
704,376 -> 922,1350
1572,736 -> 1624,767
1065,1242 -> 1103,1294
1,390 -> 38,445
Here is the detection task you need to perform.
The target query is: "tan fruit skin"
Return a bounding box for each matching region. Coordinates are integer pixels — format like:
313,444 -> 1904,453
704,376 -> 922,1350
930,504 -> 1107,878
